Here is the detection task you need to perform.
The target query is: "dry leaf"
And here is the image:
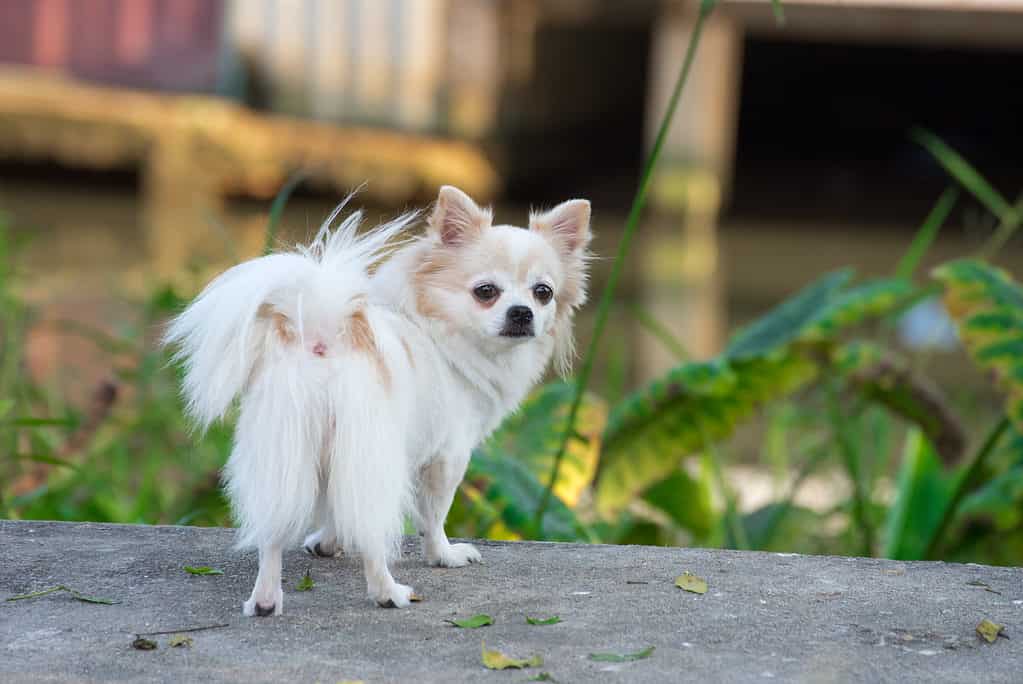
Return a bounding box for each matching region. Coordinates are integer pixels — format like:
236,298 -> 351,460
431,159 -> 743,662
446,614 -> 493,629
481,641 -> 543,670
168,634 -> 193,648
131,637 -> 157,651
977,619 -> 1005,643
675,572 -> 707,594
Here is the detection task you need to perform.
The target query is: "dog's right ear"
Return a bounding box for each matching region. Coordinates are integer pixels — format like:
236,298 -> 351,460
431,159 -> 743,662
428,185 -> 492,246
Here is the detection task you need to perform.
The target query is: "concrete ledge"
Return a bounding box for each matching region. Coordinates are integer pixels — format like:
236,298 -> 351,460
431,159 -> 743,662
1,521 -> 1021,683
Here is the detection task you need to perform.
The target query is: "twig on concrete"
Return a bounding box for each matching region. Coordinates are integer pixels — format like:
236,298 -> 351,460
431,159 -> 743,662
133,623 -> 230,637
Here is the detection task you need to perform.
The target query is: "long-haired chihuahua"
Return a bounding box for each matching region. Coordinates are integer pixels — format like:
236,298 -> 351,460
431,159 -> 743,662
165,186 -> 591,615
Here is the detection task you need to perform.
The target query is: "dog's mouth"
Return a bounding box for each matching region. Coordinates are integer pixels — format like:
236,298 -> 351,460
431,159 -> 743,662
499,324 -> 535,339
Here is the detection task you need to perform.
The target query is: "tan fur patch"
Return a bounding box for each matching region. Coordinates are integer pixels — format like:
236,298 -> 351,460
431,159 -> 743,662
350,309 -> 391,388
258,303 -> 295,344
413,246 -> 460,322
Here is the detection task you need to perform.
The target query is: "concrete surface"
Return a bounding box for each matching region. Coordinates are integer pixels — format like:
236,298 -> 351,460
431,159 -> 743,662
1,521 -> 1021,683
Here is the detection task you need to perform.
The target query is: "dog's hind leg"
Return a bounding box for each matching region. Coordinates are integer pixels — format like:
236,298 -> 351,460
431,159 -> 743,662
416,453 -> 481,568
242,543 -> 284,616
303,492 -> 340,558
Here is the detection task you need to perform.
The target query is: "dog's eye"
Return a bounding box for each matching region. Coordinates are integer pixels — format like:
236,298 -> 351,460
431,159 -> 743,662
473,283 -> 500,303
533,284 -> 553,304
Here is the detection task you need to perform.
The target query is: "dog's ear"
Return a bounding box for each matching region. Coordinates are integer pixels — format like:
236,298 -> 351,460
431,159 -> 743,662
428,185 -> 492,246
529,199 -> 591,255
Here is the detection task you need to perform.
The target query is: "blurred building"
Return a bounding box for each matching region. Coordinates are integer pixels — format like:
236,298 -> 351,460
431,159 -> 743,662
1,0 -> 1022,382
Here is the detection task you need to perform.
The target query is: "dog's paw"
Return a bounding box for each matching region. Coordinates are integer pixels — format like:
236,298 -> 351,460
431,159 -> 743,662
429,542 -> 482,568
303,529 -> 340,558
372,582 -> 415,609
242,586 -> 283,617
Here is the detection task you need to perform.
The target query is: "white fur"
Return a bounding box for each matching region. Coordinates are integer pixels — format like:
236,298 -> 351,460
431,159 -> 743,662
165,187 -> 591,615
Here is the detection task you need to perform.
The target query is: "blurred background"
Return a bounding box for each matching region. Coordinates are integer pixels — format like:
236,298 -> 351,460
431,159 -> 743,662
3,0 -> 1023,565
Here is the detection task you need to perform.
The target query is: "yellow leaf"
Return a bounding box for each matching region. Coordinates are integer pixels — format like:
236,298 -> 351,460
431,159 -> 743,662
481,641 -> 543,670
674,572 -> 708,594
554,391 -> 607,507
976,619 -> 1005,643
168,634 -> 192,648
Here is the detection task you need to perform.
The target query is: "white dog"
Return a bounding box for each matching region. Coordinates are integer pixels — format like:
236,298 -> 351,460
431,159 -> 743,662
165,186 -> 591,615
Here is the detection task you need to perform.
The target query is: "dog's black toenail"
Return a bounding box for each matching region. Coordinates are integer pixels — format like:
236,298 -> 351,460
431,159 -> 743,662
378,599 -> 397,608
255,603 -> 275,617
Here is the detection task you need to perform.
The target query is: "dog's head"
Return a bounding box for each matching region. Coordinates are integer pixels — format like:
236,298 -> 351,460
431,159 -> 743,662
413,185 -> 592,374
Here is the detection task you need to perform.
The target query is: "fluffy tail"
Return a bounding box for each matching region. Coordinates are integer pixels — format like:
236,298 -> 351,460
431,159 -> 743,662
163,201 -> 413,429
164,203 -> 416,550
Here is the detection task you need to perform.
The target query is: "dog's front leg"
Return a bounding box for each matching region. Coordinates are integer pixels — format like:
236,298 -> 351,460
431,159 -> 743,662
242,543 -> 284,617
364,552 -> 414,608
417,455 -> 481,567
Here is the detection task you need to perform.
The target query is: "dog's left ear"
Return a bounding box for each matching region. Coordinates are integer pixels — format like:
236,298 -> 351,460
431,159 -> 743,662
530,199 -> 592,255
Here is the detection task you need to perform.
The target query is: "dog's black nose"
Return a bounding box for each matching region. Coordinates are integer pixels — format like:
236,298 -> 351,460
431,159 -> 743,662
507,305 -> 533,325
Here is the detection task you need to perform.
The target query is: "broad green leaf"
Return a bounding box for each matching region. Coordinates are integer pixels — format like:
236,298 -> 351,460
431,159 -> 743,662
296,571 -> 314,591
526,616 -> 562,625
467,448 -> 582,541
976,619 -> 1005,643
803,279 -> 916,341
933,259 -> 1023,430
725,270 -> 853,360
642,469 -> 714,538
913,129 -> 1017,224
183,566 -> 223,576
674,572 -> 707,594
836,342 -> 965,463
479,381 -> 606,507
446,614 -> 493,629
481,642 -> 542,670
959,464 -> 1023,519
597,355 -> 817,517
588,646 -> 655,662
736,500 -> 822,556
883,429 -> 955,560
0,398 -> 13,419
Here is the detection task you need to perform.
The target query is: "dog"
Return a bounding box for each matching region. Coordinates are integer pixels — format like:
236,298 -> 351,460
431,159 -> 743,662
165,185 -> 592,615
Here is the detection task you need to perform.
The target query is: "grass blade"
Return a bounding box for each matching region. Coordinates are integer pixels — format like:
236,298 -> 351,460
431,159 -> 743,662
912,129 -> 1016,223
263,173 -> 305,256
895,187 -> 958,280
628,304 -> 689,361
533,0 -> 717,534
923,416 -> 1011,559
771,0 -> 786,25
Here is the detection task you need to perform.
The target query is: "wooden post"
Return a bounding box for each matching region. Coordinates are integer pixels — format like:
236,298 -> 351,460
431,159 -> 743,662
638,1 -> 742,379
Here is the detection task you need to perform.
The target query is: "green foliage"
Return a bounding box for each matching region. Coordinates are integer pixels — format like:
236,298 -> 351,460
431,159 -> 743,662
597,355 -> 816,517
883,430 -> 954,560
934,259 -> 1023,430
3,104 -> 1022,573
